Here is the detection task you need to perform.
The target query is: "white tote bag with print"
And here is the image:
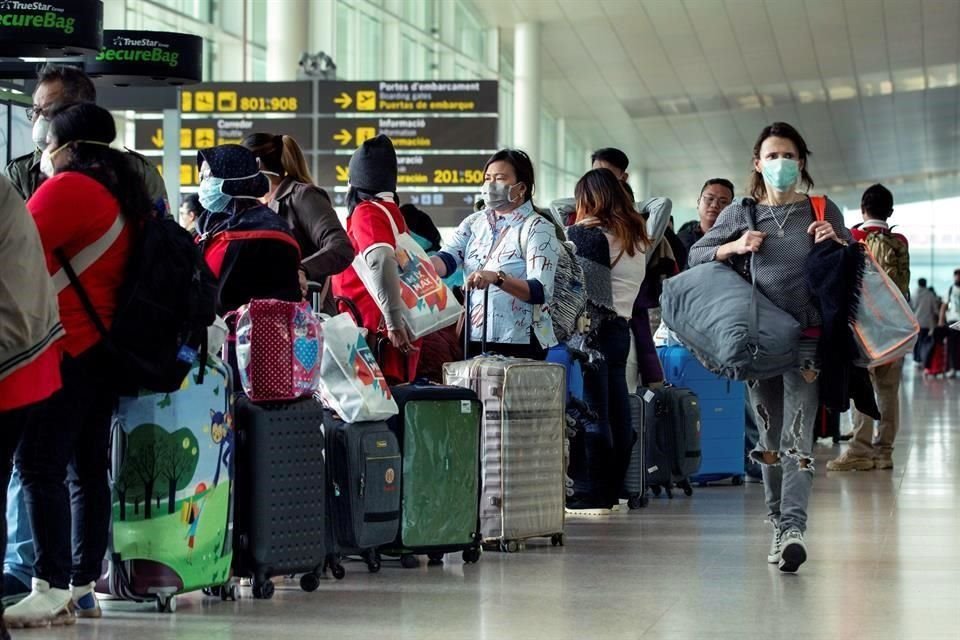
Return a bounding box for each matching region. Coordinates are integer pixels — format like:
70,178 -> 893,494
315,312 -> 398,422
350,201 -> 462,340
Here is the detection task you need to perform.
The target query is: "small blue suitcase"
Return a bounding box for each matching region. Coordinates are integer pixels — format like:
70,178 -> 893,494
659,346 -> 746,486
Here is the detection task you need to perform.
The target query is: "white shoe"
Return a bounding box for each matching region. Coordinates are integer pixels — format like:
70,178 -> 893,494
3,578 -> 75,628
71,581 -> 102,619
778,530 -> 808,573
947,370 -> 957,379
767,527 -> 783,564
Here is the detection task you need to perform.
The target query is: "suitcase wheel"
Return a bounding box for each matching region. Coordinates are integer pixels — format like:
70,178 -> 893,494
325,556 -> 346,580
401,554 -> 420,569
156,595 -> 176,613
550,534 -> 564,547
627,495 -> 648,510
651,485 -> 662,497
221,583 -> 239,601
427,553 -> 445,566
499,540 -> 520,553
252,580 -> 275,600
731,475 -> 745,487
676,480 -> 693,497
364,550 -> 382,573
300,572 -> 321,592
462,547 -> 481,564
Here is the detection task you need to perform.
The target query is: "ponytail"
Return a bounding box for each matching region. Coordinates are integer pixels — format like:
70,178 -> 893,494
279,135 -> 313,184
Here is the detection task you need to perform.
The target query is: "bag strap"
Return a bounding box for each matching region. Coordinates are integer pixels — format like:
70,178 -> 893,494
744,200 -> 760,348
334,295 -> 364,326
611,248 -> 626,269
368,200 -> 401,243
51,214 -> 125,293
54,248 -> 110,340
809,195 -> 826,222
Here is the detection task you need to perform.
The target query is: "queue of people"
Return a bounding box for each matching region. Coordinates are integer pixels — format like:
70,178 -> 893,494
0,63 -> 947,636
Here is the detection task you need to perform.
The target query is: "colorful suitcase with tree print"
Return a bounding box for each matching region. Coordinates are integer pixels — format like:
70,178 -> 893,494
106,355 -> 237,612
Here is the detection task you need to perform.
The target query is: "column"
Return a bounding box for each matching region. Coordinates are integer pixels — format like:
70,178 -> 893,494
513,22 -> 541,177
266,0 -> 310,81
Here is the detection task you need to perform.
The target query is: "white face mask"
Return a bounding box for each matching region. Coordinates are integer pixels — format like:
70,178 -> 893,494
32,117 -> 50,149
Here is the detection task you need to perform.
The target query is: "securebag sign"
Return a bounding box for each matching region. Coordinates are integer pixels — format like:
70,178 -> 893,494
0,0 -> 102,57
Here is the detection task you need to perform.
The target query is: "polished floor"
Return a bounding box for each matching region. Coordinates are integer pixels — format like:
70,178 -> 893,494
38,367 -> 959,640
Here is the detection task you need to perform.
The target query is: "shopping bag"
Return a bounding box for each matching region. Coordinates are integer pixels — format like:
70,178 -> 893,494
851,248 -> 919,368
316,312 -> 398,422
350,201 -> 462,340
229,299 -> 322,402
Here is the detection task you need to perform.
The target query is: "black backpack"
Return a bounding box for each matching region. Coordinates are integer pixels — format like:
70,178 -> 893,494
57,216 -> 217,395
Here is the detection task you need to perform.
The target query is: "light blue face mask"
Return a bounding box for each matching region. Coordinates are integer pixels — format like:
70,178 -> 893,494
761,158 -> 800,192
198,171 -> 263,213
408,230 -> 434,252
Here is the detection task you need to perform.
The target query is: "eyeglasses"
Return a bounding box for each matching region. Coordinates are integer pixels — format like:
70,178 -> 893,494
701,196 -> 731,207
24,106 -> 50,121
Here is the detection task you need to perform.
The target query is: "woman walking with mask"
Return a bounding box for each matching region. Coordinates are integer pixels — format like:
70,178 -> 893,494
687,122 -> 851,573
431,149 -> 561,359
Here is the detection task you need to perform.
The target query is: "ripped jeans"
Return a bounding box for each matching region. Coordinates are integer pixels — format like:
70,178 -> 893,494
748,338 -> 820,534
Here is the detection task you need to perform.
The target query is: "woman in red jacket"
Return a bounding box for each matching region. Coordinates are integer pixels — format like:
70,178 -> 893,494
5,103 -> 150,629
331,135 -> 420,384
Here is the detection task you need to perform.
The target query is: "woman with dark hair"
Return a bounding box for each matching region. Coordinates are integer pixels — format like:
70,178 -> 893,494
430,149 -> 561,359
242,133 -> 353,303
688,122 -> 852,573
566,169 -> 650,511
6,102 -> 149,627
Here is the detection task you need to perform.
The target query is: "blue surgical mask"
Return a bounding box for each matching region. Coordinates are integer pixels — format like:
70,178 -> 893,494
761,158 -> 800,192
198,177 -> 233,213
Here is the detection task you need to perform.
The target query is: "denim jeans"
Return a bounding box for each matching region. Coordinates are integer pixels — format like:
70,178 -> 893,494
0,405 -> 30,609
3,470 -> 34,588
17,345 -> 115,589
583,318 -> 633,504
748,339 -> 820,534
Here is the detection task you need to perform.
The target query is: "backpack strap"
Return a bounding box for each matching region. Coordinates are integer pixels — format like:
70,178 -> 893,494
50,214 -> 126,294
809,195 -> 827,222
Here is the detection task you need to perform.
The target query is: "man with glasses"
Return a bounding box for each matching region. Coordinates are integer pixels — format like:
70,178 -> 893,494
676,178 -> 735,269
4,64 -> 168,217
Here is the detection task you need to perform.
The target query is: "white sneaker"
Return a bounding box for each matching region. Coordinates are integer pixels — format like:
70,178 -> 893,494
778,529 -> 808,573
767,527 -> 783,564
71,581 -> 102,619
3,578 -> 75,628
947,370 -> 957,379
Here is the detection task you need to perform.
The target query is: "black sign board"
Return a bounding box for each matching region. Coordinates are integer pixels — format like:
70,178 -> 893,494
180,81 -> 313,114
86,30 -> 202,86
316,153 -> 489,188
0,0 -> 102,58
318,80 -> 498,114
135,117 -> 314,151
145,155 -> 200,188
317,117 -> 496,151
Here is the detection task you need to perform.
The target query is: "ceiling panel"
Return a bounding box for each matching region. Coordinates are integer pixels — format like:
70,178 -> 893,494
469,0 -> 960,207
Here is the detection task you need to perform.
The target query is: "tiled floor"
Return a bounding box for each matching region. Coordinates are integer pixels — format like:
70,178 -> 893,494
37,367 -> 959,639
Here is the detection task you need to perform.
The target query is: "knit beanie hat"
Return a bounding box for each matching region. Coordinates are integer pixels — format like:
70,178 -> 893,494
348,134 -> 397,193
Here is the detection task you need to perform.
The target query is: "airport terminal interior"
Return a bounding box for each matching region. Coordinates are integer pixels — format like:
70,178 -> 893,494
0,0 -> 958,638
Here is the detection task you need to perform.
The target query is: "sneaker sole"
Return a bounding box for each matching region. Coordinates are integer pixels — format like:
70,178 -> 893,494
75,608 -> 102,619
827,461 -> 875,472
565,506 -> 620,517
779,543 -> 807,573
6,612 -> 76,629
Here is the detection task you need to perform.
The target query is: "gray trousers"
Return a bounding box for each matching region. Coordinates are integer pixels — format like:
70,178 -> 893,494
748,339 -> 820,534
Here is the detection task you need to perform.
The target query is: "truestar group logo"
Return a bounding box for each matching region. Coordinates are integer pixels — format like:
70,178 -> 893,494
96,36 -> 179,68
0,1 -> 75,35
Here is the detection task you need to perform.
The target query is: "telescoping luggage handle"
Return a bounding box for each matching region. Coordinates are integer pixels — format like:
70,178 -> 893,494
462,283 -> 490,358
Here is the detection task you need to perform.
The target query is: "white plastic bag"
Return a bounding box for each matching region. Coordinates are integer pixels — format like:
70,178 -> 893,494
316,312 -> 398,422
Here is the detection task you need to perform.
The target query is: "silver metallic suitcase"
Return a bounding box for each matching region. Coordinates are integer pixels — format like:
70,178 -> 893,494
444,356 -> 566,552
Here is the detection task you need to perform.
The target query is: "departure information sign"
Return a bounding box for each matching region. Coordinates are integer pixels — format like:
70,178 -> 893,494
318,81 -> 497,114
180,82 -> 313,114
317,117 -> 496,151
316,154 -> 489,188
135,117 -> 314,150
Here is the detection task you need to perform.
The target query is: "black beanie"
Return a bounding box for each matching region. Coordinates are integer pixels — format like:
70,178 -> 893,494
348,134 -> 397,193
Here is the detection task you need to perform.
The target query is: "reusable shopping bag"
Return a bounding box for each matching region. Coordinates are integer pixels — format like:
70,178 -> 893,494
850,246 -> 919,367
350,201 -> 462,340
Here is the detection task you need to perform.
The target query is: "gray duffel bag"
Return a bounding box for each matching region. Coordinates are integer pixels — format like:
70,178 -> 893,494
661,210 -> 800,380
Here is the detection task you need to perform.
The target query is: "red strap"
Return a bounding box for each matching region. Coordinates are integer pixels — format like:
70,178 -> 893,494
218,230 -> 302,257
809,195 -> 826,222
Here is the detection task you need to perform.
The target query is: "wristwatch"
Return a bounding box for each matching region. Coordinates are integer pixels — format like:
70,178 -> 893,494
495,270 -> 506,287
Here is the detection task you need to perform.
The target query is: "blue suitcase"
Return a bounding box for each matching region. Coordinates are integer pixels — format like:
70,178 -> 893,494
659,346 -> 745,486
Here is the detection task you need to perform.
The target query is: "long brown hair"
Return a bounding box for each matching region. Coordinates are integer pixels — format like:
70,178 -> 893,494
749,122 -> 814,201
574,169 -> 649,256
242,132 -> 314,184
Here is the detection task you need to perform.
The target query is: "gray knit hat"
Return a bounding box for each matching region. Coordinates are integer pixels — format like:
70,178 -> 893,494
348,134 -> 397,193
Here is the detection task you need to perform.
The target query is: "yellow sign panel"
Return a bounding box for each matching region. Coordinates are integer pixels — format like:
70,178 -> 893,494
335,165 -> 349,182
193,91 -> 215,112
195,128 -> 216,149
217,91 -> 238,112
356,90 -> 377,111
180,129 -> 192,149
355,127 -> 376,145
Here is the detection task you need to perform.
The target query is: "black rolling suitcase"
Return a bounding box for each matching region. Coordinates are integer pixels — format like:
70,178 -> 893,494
644,386 -> 701,498
323,412 -> 402,573
233,396 -> 329,599
622,391 -> 650,509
